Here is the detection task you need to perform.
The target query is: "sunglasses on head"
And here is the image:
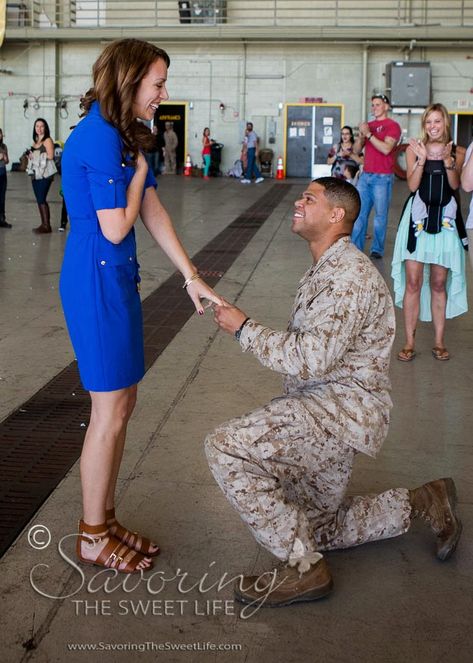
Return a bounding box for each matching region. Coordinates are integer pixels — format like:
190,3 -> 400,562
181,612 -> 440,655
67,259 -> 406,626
372,94 -> 390,104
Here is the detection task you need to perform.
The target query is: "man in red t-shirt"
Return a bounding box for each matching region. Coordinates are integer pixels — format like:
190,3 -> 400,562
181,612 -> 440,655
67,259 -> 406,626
351,94 -> 401,258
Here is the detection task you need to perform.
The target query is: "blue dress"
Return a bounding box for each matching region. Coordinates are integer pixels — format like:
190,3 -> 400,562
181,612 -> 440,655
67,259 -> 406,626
59,102 -> 157,391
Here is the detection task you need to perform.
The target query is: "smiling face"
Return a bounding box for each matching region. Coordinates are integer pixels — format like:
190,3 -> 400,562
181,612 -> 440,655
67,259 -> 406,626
34,121 -> 45,139
340,128 -> 352,144
292,182 -> 335,240
371,98 -> 389,120
424,110 -> 445,142
132,58 -> 169,121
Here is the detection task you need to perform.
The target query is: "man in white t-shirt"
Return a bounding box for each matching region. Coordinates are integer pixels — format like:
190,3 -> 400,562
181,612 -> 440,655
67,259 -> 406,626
461,141 -> 473,271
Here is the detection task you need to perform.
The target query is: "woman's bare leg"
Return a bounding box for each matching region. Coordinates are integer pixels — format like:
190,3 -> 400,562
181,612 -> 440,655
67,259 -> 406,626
402,260 -> 424,349
81,386 -> 136,525
78,386 -> 151,569
102,385 -> 160,555
105,384 -> 137,510
430,264 -> 448,348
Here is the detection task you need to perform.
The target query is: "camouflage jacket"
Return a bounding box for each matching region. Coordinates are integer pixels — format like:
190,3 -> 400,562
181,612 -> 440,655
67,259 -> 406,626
239,237 -> 395,457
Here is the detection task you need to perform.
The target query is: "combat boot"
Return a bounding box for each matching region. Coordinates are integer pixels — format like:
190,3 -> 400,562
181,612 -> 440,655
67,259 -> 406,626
409,477 -> 462,561
234,554 -> 333,608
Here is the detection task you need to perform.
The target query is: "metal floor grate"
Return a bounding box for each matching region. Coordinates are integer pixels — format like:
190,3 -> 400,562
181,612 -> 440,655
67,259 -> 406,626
0,183 -> 293,558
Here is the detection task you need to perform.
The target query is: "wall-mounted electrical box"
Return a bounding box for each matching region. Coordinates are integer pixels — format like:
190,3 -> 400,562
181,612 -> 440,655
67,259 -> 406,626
386,61 -> 431,107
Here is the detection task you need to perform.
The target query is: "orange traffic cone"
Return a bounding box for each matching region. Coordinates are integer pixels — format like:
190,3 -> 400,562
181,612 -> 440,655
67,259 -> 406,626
184,154 -> 192,176
275,156 -> 285,180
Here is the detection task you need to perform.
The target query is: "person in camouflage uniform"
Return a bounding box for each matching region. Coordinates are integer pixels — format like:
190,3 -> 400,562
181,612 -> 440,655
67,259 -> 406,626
206,177 -> 462,608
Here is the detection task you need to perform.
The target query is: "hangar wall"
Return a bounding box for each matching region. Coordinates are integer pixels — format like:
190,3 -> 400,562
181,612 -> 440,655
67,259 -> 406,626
1,40 -> 472,170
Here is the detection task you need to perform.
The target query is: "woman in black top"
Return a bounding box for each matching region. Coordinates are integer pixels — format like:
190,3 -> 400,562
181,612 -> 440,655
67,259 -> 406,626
392,103 -> 467,362
28,118 -> 56,234
327,126 -> 362,179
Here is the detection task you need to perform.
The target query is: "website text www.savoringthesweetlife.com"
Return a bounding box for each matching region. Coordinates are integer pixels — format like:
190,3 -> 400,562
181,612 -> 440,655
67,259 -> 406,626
66,642 -> 242,653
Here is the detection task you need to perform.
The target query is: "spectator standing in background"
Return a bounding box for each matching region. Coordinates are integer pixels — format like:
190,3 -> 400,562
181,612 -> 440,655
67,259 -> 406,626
351,94 -> 401,258
461,137 -> 473,273
391,104 -> 467,363
327,125 -> 362,179
146,125 -> 163,177
0,128 -> 11,229
163,121 -> 178,174
202,127 -> 212,180
27,118 -> 57,234
241,122 -> 264,184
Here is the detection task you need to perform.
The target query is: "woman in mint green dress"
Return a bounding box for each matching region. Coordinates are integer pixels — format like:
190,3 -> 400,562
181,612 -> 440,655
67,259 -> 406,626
391,104 -> 467,362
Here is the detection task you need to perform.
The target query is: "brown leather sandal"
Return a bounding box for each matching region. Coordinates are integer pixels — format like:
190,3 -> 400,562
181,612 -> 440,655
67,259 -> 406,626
106,508 -> 160,557
77,520 -> 153,573
432,346 -> 450,361
397,347 -> 416,362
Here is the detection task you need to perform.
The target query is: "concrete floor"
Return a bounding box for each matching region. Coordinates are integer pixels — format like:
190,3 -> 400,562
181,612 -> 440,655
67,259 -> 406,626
0,172 -> 472,663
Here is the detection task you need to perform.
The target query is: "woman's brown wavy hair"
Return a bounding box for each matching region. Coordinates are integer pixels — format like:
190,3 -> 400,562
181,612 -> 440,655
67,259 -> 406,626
81,39 -> 170,163
420,103 -> 452,145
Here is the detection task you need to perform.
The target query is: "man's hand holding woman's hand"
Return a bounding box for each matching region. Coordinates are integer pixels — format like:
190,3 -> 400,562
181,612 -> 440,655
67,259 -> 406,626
186,278 -> 224,316
212,300 -> 248,335
184,277 -> 249,331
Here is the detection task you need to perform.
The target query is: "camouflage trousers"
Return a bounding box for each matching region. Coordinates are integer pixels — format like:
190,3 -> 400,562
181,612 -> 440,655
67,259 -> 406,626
205,396 -> 412,561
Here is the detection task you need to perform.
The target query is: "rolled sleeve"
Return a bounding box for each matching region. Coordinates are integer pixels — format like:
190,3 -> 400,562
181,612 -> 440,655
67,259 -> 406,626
84,127 -> 127,211
88,171 -> 127,210
144,164 -> 157,191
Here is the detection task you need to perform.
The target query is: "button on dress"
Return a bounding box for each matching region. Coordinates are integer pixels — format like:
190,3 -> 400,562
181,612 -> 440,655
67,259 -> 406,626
59,102 -> 157,391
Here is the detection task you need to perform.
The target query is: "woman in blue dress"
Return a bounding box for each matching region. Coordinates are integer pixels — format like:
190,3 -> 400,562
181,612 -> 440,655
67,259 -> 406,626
391,103 -> 467,362
60,39 -> 222,574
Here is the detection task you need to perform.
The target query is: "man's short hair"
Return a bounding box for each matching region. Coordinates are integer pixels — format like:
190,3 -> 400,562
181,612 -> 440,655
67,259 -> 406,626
371,93 -> 390,106
312,176 -> 361,226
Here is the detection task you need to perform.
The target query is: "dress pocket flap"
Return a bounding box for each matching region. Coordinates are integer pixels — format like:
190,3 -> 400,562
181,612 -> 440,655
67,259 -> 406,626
97,253 -> 137,268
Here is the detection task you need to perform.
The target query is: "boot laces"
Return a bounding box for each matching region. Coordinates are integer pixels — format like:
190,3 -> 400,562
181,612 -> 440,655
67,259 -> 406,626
413,507 -> 432,523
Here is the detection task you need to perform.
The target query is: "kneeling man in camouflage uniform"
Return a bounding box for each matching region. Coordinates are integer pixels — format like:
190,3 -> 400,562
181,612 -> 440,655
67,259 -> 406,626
206,177 -> 461,607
